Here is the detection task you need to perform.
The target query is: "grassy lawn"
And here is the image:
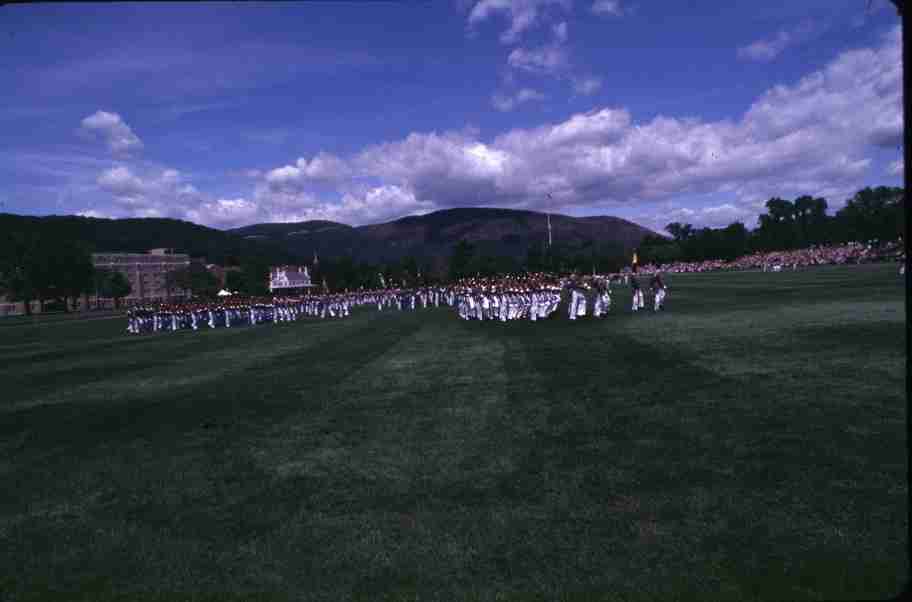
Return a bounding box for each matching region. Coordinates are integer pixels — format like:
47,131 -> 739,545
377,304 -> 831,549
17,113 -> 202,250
0,264 -> 906,601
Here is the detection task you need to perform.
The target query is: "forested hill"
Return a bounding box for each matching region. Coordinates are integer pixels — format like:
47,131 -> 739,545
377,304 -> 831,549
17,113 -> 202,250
228,208 -> 658,265
0,214 -> 296,266
0,208 -> 657,274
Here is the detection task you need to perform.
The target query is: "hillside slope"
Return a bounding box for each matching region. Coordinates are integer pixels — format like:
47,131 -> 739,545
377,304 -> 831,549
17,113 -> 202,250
0,214 -> 295,266
228,208 -> 658,264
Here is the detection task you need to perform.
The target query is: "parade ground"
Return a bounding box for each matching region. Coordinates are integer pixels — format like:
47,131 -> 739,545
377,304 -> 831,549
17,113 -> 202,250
1,264 -> 906,601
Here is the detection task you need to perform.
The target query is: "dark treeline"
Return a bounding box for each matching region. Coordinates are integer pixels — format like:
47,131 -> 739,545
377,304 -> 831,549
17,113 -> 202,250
0,214 -> 294,267
638,186 -> 904,264
0,232 -> 96,313
307,238 -> 629,292
301,186 -> 905,288
0,214 -> 296,312
0,186 -> 904,308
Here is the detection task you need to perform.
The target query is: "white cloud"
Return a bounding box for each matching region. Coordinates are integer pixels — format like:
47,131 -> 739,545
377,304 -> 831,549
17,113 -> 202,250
79,111 -> 144,155
86,27 -> 902,231
591,0 -> 632,17
492,87 -> 546,111
96,165 -> 205,218
504,8 -> 570,76
742,27 -> 901,149
491,93 -> 516,112
738,31 -> 792,62
508,44 -> 569,73
572,76 -> 603,95
591,0 -> 624,17
517,88 -> 546,102
887,159 -> 904,176
738,23 -> 816,63
467,0 -> 572,44
248,182 -> 436,226
264,152 -> 352,190
97,166 -> 145,197
631,201 -> 760,234
328,27 -> 897,226
337,185 -> 437,224
552,21 -> 568,43
92,164 -> 274,228
76,209 -> 111,219
184,198 -> 261,229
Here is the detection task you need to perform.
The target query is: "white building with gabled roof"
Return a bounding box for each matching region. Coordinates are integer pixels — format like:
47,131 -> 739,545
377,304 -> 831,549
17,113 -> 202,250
268,265 -> 314,292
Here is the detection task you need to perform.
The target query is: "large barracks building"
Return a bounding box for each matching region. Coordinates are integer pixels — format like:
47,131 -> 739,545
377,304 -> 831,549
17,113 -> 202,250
91,248 -> 191,301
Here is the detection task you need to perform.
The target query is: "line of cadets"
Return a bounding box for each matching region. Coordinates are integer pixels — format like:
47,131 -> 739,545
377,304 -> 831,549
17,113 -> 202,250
125,272 -> 667,334
451,274 -> 563,321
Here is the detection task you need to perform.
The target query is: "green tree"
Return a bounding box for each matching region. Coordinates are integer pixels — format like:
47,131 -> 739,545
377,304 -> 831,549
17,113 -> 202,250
638,234 -> 682,265
525,244 -> 545,273
225,269 -> 245,293
720,222 -> 750,259
166,263 -> 219,299
7,236 -> 96,312
399,255 -> 419,287
834,186 -> 904,243
665,222 -> 694,243
755,197 -> 799,250
109,271 -> 132,307
238,260 -> 269,296
448,240 -> 475,281
57,241 -> 96,311
95,269 -> 132,308
0,231 -> 39,315
793,196 -> 828,245
764,197 -> 796,224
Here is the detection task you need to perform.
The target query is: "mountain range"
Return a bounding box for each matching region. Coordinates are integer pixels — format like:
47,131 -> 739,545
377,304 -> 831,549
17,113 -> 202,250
2,208 -> 659,268
229,208 -> 658,267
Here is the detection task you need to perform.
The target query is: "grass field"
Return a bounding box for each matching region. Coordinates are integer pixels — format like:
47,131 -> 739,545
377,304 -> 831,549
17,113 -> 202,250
0,264 -> 906,601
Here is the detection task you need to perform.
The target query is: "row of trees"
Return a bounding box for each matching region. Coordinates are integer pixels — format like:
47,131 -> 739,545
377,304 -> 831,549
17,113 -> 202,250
0,231 -> 226,314
639,187 -> 904,265
0,233 -> 289,312
450,239 -> 629,280
165,262 -> 219,299
0,232 -> 98,314
255,240 -> 633,292
0,231 -> 140,315
2,187 -> 903,309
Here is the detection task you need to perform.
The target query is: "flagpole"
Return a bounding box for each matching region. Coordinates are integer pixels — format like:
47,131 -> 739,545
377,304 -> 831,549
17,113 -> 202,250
547,213 -> 552,249
546,192 -> 553,250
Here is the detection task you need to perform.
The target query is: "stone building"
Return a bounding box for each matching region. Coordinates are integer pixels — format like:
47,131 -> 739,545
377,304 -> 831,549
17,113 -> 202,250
92,248 -> 191,302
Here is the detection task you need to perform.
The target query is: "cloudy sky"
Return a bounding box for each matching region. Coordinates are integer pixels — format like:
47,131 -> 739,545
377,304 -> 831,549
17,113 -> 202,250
0,0 -> 903,233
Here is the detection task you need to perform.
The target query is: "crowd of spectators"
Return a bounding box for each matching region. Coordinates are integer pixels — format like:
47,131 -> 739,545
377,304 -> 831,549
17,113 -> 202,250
636,239 -> 905,275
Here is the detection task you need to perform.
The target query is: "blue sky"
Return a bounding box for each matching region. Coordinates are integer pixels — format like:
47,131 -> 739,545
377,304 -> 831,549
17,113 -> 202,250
0,0 -> 903,232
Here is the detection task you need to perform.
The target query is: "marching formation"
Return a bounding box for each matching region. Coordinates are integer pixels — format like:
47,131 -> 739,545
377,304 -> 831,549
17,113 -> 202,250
126,295 -> 357,334
125,272 -> 670,334
126,289 -> 457,334
450,275 -> 564,321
